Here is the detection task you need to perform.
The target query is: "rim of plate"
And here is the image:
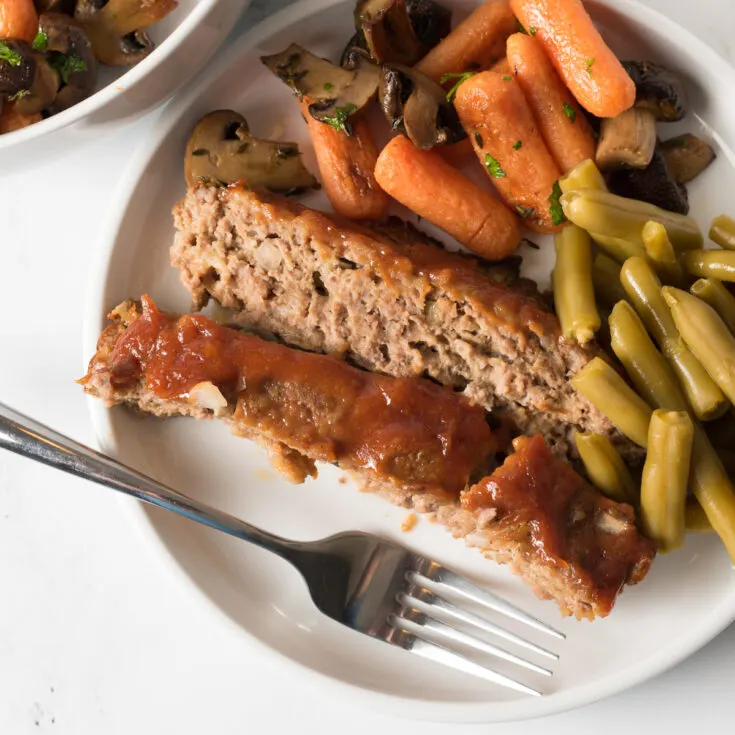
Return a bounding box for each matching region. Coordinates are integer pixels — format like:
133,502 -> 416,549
83,0 -> 735,723
0,0 -> 226,151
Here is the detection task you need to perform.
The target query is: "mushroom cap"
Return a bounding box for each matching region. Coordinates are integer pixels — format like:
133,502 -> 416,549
0,40 -> 37,97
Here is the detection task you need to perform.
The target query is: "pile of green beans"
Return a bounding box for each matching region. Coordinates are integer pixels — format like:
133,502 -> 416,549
575,433 -> 637,504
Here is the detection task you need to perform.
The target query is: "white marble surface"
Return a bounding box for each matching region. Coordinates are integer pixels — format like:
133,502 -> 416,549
0,1 -> 734,733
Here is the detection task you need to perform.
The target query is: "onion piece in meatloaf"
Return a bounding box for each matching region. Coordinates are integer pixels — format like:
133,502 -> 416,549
171,184 -> 642,464
81,298 -> 656,619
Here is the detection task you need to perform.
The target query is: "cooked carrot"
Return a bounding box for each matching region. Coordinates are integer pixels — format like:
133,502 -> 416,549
0,104 -> 40,134
374,135 -> 521,260
506,33 -> 595,173
435,138 -> 475,167
0,0 -> 38,42
454,71 -> 563,233
492,58 -> 511,76
416,0 -> 517,82
300,101 -> 389,221
510,0 -> 635,118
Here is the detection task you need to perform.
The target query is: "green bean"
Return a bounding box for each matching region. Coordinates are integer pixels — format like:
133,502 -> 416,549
560,189 -> 703,251
591,232 -> 646,262
641,220 -> 688,287
607,298 -> 735,560
559,159 -> 608,195
592,254 -> 627,308
709,214 -> 735,250
553,225 -> 600,344
681,249 -> 735,281
640,409 -> 694,552
572,357 -> 653,447
691,278 -> 735,333
575,432 -> 638,504
663,286 -> 735,405
685,500 -> 714,533
620,258 -> 727,421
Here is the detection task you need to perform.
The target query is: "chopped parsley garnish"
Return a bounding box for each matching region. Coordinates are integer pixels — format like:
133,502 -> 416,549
48,53 -> 87,84
322,103 -> 357,134
517,20 -> 528,34
439,71 -> 477,102
8,89 -> 30,101
475,132 -> 484,148
0,41 -> 22,67
516,205 -> 535,219
529,27 -> 538,36
549,180 -> 566,226
562,103 -> 576,123
586,57 -> 596,77
513,140 -> 523,150
484,154 -> 506,179
502,75 -> 512,81
323,82 -> 334,91
32,29 -> 49,52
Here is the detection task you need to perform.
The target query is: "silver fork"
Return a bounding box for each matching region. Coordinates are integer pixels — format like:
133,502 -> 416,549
0,402 -> 564,696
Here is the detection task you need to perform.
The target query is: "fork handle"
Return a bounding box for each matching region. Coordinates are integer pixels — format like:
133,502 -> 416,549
0,402 -> 298,558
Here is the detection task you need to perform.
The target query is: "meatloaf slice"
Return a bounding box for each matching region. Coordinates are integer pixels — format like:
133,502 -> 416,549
81,298 -> 656,619
171,185 -> 640,463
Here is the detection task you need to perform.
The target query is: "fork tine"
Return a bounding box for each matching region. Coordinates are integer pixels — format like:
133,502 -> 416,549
397,593 -> 553,676
390,615 -> 543,696
410,568 -> 566,641
402,587 -> 558,661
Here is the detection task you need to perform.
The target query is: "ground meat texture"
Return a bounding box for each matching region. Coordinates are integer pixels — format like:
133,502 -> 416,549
81,301 -> 656,619
171,185 -> 641,464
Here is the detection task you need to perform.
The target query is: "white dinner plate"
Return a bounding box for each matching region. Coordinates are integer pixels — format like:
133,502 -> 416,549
84,0 -> 735,723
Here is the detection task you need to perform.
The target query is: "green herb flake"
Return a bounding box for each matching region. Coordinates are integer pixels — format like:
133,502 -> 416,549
549,180 -> 567,226
562,103 -> 576,123
32,29 -> 48,52
529,27 -> 538,36
322,103 -> 357,134
48,53 -> 88,84
484,154 -> 506,179
323,82 -> 334,91
475,132 -> 484,148
517,20 -> 528,34
586,57 -> 595,77
513,140 -> 523,150
0,41 -> 22,67
515,205 -> 535,219
502,75 -> 512,81
439,71 -> 477,102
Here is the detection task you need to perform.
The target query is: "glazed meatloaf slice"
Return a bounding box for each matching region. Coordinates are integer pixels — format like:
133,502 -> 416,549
171,185 -> 640,463
81,298 -> 656,619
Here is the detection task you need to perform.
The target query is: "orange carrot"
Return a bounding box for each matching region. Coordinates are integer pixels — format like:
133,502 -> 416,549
374,135 -> 520,260
454,71 -> 563,233
492,58 -> 512,76
435,138 -> 475,167
507,33 -> 596,173
416,0 -> 517,82
300,101 -> 389,221
510,0 -> 635,118
0,104 -> 40,134
0,0 -> 38,42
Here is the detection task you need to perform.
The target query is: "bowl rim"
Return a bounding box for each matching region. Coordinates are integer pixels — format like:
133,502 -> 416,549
0,0 -> 230,151
83,0 -> 735,723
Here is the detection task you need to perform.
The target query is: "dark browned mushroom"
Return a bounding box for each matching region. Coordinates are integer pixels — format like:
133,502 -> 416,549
661,133 -> 716,184
379,63 -> 464,149
0,40 -> 37,98
13,54 -> 59,115
622,61 -> 689,122
595,108 -> 657,170
75,0 -> 177,67
185,110 -> 319,194
356,0 -> 451,65
34,0 -> 77,12
38,12 -> 98,114
262,44 -> 380,134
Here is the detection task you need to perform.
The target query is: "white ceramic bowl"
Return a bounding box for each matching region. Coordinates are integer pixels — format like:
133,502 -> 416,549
0,0 -> 250,167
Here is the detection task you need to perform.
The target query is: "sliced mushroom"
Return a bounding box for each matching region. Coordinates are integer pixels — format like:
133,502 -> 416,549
595,108 -> 657,171
608,147 -> 689,215
185,110 -> 319,194
622,61 -> 688,122
261,44 -> 379,134
379,63 -> 465,149
0,40 -> 37,97
355,0 -> 451,65
13,55 -> 59,115
39,12 -> 98,114
75,0 -> 177,67
661,133 -> 716,184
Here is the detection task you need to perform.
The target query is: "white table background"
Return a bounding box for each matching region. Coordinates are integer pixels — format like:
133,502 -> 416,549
1,1 -> 733,732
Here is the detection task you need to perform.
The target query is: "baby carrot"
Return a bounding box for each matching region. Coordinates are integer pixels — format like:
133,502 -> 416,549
510,0 -> 636,118
454,71 -> 563,233
435,138 -> 475,167
506,33 -> 596,173
416,0 -> 517,82
374,135 -> 521,260
300,100 -> 389,221
0,0 -> 38,43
